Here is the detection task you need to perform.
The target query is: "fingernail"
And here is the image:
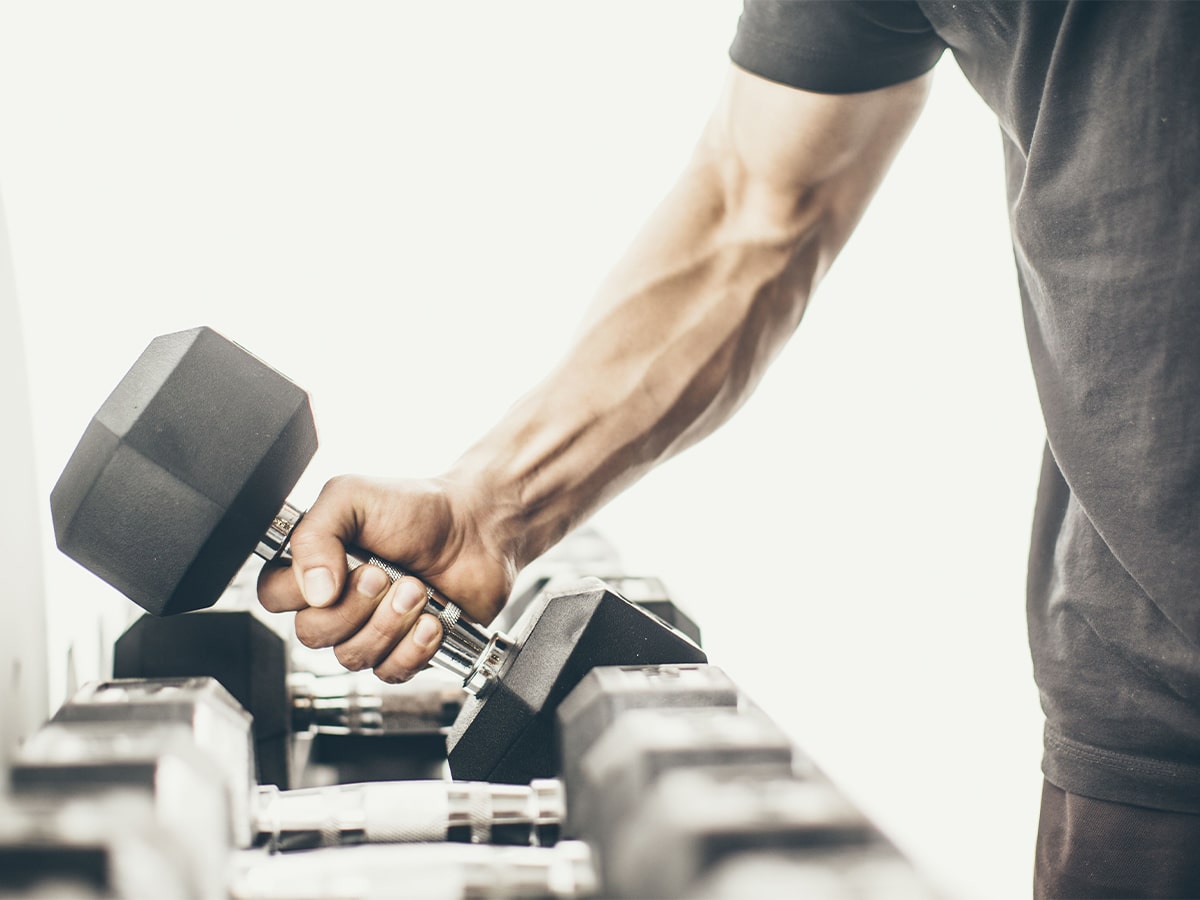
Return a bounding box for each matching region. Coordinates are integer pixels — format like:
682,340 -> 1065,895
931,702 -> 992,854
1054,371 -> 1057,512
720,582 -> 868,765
356,565 -> 390,598
303,567 -> 336,607
391,579 -> 426,615
414,616 -> 441,649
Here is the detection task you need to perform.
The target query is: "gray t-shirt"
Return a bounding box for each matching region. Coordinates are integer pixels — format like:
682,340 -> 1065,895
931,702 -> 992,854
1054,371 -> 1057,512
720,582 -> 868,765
732,0 -> 1200,812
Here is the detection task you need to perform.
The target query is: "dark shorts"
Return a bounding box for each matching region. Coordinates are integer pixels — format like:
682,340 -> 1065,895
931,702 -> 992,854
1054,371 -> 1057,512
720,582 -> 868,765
1035,780 -> 1200,899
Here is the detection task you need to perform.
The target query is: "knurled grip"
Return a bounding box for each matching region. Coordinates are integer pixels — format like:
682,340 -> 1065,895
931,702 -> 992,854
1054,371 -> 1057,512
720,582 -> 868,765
468,783 -> 494,845
365,554 -> 464,633
360,553 -> 493,684
361,781 -> 451,843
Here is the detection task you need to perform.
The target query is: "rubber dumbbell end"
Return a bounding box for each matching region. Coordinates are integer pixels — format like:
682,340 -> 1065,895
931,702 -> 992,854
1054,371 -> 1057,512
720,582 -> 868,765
51,326 -> 317,617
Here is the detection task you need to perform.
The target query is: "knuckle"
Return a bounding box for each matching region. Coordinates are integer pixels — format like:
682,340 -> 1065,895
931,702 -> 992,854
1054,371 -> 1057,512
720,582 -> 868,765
373,666 -> 412,685
292,617 -> 327,650
258,594 -> 285,614
334,645 -> 366,671
367,616 -> 405,644
288,528 -> 326,555
336,602 -> 366,630
255,568 -> 289,613
319,473 -> 360,503
481,596 -> 506,626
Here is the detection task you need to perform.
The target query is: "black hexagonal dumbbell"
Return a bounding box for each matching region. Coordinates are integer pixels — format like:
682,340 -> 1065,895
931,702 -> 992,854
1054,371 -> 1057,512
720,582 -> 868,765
113,594 -> 702,789
0,791 -> 209,899
49,676 -> 257,847
10,718 -> 234,899
111,608 -> 465,789
551,664 -> 940,899
9,706 -> 598,898
52,326 -> 705,785
602,768 -> 921,900
37,676 -> 566,852
554,663 -> 741,837
497,572 -> 703,648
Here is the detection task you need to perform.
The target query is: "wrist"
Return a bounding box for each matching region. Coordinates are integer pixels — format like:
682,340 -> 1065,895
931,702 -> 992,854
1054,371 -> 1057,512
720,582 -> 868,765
437,456 -> 540,574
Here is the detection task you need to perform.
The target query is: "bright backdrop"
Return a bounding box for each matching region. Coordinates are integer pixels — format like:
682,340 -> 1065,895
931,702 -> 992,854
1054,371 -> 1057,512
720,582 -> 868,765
0,3 -> 1045,897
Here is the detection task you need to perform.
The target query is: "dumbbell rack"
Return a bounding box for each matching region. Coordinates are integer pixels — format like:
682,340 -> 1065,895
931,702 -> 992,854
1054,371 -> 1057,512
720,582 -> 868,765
1,568 -> 944,900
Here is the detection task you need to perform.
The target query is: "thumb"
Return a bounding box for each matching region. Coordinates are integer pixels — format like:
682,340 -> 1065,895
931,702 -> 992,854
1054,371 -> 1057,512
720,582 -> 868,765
288,477 -> 365,608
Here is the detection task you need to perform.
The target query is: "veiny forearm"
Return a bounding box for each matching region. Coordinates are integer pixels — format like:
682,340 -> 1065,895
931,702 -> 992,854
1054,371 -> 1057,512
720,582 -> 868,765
445,69 -> 930,570
448,153 -> 825,567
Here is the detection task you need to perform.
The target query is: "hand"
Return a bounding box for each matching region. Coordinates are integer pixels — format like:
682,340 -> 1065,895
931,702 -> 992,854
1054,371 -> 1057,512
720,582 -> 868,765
257,474 -> 516,683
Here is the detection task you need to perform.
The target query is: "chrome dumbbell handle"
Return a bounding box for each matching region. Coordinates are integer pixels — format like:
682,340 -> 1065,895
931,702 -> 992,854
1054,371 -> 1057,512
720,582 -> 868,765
256,501 -> 511,695
253,779 -> 565,849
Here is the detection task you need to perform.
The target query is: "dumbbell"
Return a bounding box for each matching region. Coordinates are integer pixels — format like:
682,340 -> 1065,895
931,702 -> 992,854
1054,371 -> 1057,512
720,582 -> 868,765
602,768 -> 893,899
552,665 -> 936,899
0,792 -> 205,900
493,529 -> 702,646
113,609 -> 464,787
687,844 -> 938,900
288,666 -> 467,788
114,598 -> 700,789
10,720 -> 234,900
50,675 -> 256,845
9,735 -> 587,900
44,677 -> 565,852
567,705 -> 799,888
554,663 -> 742,837
255,777 -> 564,852
497,573 -> 702,648
52,326 -> 706,784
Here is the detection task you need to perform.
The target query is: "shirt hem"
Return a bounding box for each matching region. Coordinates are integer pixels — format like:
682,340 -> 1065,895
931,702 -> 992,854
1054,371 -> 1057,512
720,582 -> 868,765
1043,724 -> 1200,814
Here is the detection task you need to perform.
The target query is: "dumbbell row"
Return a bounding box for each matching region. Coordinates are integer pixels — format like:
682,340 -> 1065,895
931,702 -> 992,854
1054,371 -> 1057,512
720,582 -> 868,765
5,676 -> 588,899
554,664 -> 938,898
15,733 -> 563,853
8,655 -> 941,899
21,677 -> 562,852
0,793 -> 595,900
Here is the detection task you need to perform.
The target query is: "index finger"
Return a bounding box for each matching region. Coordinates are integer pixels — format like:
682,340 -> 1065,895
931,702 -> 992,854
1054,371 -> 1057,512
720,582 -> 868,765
258,562 -> 308,613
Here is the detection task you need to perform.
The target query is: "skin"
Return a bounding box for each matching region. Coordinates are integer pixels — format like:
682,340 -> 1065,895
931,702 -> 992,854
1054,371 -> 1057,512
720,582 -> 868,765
257,63 -> 932,683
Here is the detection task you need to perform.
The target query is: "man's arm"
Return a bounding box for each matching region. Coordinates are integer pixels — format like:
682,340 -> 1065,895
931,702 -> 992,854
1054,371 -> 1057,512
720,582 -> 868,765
258,64 -> 932,682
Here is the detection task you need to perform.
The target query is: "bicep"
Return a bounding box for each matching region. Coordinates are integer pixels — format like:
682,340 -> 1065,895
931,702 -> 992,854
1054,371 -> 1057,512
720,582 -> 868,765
705,63 -> 933,273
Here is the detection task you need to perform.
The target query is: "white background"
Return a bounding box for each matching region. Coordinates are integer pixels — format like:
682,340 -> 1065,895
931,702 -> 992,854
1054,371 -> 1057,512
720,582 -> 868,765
0,2 -> 1046,897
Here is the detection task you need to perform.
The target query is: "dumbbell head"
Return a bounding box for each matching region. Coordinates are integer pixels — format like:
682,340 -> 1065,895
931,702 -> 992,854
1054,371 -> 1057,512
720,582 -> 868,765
112,611 -> 292,789
498,574 -> 703,648
603,769 -> 881,899
593,576 -> 702,646
569,706 -> 798,856
0,793 -> 205,900
112,612 -> 472,788
51,326 -> 316,616
53,676 -> 257,846
688,845 -> 936,900
11,719 -> 233,900
555,664 -> 740,837
446,578 -> 708,784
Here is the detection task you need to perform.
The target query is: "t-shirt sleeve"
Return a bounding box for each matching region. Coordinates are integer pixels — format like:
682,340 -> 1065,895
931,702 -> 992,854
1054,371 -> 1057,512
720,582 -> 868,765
730,0 -> 946,94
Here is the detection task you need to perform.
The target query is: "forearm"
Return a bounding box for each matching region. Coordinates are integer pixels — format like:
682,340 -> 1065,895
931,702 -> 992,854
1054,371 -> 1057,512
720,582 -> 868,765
448,147 -> 823,567
445,68 -> 930,571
